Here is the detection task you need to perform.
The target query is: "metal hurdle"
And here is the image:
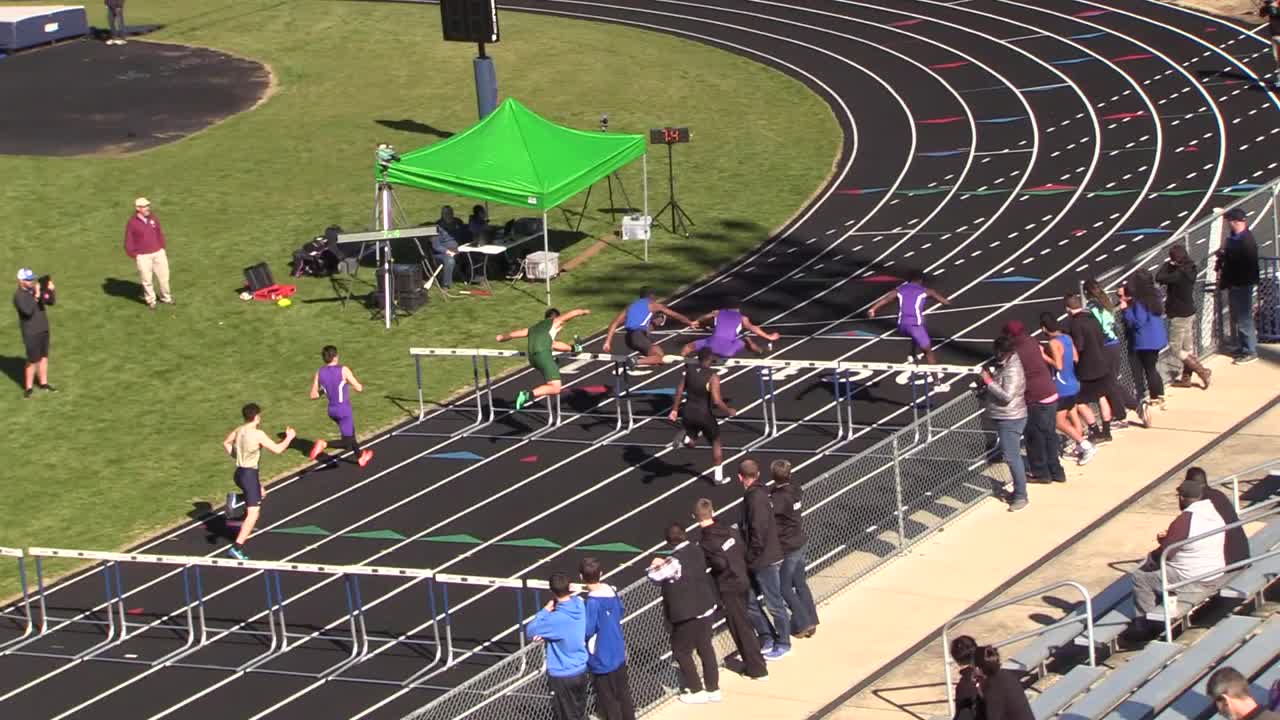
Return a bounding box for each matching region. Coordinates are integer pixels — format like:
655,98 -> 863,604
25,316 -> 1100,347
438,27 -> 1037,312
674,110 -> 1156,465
406,347 -> 982,451
0,547 -> 590,689
0,547 -> 34,652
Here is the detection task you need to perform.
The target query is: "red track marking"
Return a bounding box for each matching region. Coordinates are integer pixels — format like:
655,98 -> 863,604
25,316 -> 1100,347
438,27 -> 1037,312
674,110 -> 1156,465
520,455 -> 538,463
1027,184 -> 1078,191
1102,111 -> 1147,120
929,61 -> 969,69
918,116 -> 966,125
1074,8 -> 1108,16
579,385 -> 609,394
127,608 -> 145,616
1112,53 -> 1155,62
889,18 -> 923,26
860,274 -> 902,283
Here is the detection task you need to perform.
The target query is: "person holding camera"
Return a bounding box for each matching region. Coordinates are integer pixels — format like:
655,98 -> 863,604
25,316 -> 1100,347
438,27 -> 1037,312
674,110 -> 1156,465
1217,208 -> 1259,364
124,197 -> 174,310
13,268 -> 56,398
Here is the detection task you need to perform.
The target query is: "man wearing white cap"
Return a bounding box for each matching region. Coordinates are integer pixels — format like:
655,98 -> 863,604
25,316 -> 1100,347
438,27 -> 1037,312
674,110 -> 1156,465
124,197 -> 174,309
13,268 -> 56,398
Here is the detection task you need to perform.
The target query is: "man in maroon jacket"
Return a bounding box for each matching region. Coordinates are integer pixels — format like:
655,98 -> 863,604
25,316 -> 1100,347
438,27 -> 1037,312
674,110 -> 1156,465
1001,320 -> 1064,483
124,197 -> 174,309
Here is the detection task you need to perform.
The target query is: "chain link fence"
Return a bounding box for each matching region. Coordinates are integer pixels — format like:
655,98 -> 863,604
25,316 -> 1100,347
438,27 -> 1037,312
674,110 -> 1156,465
403,390 -> 1001,720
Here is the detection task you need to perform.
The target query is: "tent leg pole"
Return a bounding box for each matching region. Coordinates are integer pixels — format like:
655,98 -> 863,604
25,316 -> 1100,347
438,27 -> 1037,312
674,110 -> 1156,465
643,153 -> 650,262
543,213 -> 551,307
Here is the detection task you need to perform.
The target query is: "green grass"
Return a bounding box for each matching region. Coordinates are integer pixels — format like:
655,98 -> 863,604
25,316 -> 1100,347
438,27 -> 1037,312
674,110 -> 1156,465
0,1 -> 839,586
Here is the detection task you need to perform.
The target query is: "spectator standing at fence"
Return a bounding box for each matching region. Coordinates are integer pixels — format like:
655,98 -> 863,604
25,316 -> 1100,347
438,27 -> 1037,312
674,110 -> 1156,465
1208,666 -> 1280,720
1126,473 -> 1226,632
1066,293 -> 1147,444
694,498 -> 768,680
1000,321 -> 1064,484
526,572 -> 589,720
1040,314 -> 1096,466
648,524 -> 721,704
1216,207 -> 1260,364
738,459 -> 792,659
768,460 -> 819,636
981,336 -> 1031,510
973,646 -> 1035,720
579,558 -> 636,720
949,635 -> 982,720
1082,278 -> 1140,428
124,197 -> 174,309
104,0 -> 126,44
1119,270 -> 1169,409
1157,245 -> 1212,389
1261,0 -> 1280,88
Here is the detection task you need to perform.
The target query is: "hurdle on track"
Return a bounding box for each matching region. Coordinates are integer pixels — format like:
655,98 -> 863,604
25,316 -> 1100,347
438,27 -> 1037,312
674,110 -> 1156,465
0,547 -> 573,687
405,347 -> 982,451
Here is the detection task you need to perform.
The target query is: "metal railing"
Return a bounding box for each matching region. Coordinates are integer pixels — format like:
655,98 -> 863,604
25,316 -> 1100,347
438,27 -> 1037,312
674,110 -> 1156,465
0,547 -> 32,652
401,389 -> 1001,720
1211,458 -> 1280,512
1156,501 -> 1280,641
941,580 -> 1096,717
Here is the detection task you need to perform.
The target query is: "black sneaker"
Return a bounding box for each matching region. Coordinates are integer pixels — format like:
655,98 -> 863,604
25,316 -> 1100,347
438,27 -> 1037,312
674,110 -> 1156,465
1234,354 -> 1258,365
38,384 -> 57,393
23,388 -> 33,399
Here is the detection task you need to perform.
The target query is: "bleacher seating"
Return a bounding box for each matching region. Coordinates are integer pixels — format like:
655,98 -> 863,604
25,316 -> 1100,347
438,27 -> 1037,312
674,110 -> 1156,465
966,509 -> 1280,720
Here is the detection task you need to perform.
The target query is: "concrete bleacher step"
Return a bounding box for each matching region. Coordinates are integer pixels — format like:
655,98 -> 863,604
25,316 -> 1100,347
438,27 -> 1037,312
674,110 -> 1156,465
1243,514 -> 1280,552
1153,613 -> 1280,720
1220,553 -> 1280,600
1059,642 -> 1182,720
1103,615 -> 1261,720
1032,665 -> 1107,720
1248,657 -> 1280,705
1006,577 -> 1133,674
1076,596 -> 1138,650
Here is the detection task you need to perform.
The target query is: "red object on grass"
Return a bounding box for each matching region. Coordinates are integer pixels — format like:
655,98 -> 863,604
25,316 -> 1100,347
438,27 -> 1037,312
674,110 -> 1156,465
252,284 -> 297,301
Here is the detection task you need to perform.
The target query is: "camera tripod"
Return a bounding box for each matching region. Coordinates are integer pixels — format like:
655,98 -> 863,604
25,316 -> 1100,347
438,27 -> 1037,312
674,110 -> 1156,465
655,141 -> 694,237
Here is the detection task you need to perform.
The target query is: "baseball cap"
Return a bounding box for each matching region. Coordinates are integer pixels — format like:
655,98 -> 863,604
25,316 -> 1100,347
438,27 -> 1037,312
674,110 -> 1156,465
16,268 -> 35,282
1224,208 -> 1246,222
135,197 -> 151,208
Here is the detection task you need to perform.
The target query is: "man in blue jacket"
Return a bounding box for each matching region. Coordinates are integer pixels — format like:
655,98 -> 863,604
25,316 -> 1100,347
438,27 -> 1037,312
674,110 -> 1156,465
580,557 -> 636,720
527,572 -> 589,720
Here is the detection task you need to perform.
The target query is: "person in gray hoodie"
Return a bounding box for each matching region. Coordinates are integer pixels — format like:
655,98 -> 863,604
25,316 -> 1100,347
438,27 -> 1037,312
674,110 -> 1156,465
981,335 -> 1030,511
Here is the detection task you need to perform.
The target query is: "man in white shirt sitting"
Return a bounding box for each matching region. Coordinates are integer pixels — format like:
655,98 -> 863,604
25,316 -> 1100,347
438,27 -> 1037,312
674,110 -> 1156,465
1129,472 -> 1227,624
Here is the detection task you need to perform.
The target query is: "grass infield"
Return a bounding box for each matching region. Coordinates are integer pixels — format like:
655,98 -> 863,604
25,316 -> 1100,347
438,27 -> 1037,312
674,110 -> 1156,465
0,1 -> 840,588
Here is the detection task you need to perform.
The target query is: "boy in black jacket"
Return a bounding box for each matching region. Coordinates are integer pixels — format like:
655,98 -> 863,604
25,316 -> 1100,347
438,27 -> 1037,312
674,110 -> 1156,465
647,524 -> 721,704
694,498 -> 768,679
770,460 -> 819,638
738,459 -> 791,659
1217,207 -> 1260,363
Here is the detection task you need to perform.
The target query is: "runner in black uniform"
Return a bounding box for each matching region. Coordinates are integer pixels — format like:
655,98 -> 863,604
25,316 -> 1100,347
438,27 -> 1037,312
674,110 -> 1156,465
669,348 -> 736,485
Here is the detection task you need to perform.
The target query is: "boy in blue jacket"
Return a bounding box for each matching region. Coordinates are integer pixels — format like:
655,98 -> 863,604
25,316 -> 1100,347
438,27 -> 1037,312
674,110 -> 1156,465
527,572 -> 589,720
580,557 -> 636,720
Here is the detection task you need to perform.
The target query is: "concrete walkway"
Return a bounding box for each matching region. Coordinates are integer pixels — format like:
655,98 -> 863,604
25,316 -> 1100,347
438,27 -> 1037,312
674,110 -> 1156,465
645,349 -> 1280,720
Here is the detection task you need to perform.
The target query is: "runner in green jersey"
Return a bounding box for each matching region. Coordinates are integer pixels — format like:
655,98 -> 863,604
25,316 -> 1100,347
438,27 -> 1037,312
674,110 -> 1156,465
497,307 -> 591,410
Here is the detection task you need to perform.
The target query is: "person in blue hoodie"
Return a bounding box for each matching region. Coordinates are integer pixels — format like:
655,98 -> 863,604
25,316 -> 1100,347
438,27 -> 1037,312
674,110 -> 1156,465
527,572 -> 589,720
580,557 -> 636,720
1120,270 -> 1169,408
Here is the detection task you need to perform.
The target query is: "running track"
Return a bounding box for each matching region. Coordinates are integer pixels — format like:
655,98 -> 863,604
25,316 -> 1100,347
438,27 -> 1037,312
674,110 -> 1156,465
2,1 -> 1278,718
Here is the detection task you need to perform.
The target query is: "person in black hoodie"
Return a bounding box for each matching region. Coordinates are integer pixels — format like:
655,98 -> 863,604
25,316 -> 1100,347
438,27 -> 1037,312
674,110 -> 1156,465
770,460 -> 819,638
973,645 -> 1034,720
694,498 -> 768,680
738,459 -> 791,660
1157,245 -> 1212,389
949,635 -> 981,720
647,524 -> 721,704
1216,207 -> 1260,364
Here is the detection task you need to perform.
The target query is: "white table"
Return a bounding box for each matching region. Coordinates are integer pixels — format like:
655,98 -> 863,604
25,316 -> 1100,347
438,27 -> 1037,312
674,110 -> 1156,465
457,232 -> 543,288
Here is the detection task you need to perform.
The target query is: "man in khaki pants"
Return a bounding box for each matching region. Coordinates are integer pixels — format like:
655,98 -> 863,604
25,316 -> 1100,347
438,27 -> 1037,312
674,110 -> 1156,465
124,197 -> 174,309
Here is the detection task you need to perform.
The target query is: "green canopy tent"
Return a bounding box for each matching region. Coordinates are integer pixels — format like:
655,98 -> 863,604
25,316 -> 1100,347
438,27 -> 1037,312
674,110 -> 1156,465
382,98 -> 649,306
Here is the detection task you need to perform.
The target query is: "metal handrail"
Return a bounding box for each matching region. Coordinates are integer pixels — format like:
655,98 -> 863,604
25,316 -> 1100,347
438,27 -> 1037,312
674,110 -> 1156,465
1208,458 -> 1280,512
1157,502 -> 1280,641
942,580 -> 1095,716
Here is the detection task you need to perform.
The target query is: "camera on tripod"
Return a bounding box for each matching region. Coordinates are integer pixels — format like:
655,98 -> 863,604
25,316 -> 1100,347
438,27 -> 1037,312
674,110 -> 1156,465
375,143 -> 401,172
599,113 -> 609,132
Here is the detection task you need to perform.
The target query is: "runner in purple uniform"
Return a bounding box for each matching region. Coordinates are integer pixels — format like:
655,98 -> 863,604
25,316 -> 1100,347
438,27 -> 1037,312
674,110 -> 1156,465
680,297 -> 779,359
308,345 -> 374,468
867,273 -> 951,364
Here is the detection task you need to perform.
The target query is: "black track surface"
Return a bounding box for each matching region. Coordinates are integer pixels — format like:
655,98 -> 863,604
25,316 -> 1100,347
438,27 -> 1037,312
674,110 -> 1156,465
2,1 -> 1278,718
0,40 -> 270,156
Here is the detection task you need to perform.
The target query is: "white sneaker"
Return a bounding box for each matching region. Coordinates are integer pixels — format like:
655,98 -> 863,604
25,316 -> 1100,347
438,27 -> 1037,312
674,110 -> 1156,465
1077,443 -> 1097,466
706,690 -> 722,703
679,690 -> 709,704
713,465 -> 729,485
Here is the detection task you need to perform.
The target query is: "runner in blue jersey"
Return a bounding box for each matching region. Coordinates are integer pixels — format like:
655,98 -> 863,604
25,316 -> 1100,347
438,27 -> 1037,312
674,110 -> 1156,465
867,272 -> 951,364
680,297 -> 779,359
1040,314 -> 1095,466
308,345 -> 374,468
603,287 -> 698,366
